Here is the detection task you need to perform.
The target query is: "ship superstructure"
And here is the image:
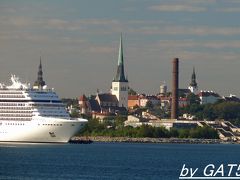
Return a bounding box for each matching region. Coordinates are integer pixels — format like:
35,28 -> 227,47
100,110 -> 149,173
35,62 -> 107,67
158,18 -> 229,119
0,61 -> 87,143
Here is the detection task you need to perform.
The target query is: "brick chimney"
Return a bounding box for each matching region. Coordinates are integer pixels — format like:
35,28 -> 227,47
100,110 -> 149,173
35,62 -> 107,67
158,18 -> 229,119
171,58 -> 179,119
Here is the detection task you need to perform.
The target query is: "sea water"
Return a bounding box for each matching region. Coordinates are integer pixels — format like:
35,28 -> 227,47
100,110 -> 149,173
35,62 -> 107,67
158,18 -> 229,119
0,142 -> 240,180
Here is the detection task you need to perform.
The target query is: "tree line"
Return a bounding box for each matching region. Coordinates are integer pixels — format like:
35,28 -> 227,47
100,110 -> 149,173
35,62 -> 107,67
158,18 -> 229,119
180,93 -> 240,125
78,117 -> 219,139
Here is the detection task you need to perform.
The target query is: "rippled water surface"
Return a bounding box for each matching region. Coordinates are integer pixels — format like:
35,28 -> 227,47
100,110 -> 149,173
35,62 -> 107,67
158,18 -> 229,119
0,142 -> 240,179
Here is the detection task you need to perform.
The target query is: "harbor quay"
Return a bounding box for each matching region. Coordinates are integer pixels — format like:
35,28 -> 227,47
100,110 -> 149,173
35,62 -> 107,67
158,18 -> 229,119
71,136 -> 227,144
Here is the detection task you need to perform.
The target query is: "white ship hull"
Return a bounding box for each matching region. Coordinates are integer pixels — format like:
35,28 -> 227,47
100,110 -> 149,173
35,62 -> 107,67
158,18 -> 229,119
0,117 -> 87,143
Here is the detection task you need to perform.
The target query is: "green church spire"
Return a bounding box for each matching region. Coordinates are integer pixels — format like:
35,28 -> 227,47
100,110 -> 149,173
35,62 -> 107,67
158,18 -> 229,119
113,34 -> 128,82
118,34 -> 124,66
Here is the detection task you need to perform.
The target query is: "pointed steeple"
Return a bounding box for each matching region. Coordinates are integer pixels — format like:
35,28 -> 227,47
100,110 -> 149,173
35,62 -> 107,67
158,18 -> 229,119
190,66 -> 197,87
34,56 -> 46,88
113,34 -> 128,82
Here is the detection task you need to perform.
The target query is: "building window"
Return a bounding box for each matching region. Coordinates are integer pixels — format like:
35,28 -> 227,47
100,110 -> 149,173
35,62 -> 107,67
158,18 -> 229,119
121,87 -> 127,91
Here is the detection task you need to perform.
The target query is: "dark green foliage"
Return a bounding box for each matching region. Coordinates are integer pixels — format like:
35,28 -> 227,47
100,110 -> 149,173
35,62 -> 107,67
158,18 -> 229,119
169,128 -> 179,137
78,118 -> 219,139
214,102 -> 240,120
187,93 -> 200,105
145,101 -> 153,109
70,109 -> 80,118
61,98 -> 80,118
62,98 -> 79,108
146,102 -> 170,119
177,126 -> 218,139
180,100 -> 240,125
189,126 -> 219,139
114,115 -> 126,128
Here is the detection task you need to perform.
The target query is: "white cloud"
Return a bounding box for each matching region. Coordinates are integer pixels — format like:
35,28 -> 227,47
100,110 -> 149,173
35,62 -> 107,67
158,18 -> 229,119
155,40 -> 240,49
0,16 -> 122,32
128,25 -> 240,36
149,4 -> 206,12
177,51 -> 239,61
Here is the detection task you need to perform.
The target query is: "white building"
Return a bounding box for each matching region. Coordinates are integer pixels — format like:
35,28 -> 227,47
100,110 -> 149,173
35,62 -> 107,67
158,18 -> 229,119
198,91 -> 221,104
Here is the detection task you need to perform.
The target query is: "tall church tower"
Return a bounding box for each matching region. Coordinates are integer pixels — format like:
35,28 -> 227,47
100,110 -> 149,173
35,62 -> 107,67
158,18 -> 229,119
188,67 -> 198,94
111,35 -> 128,108
33,57 -> 46,89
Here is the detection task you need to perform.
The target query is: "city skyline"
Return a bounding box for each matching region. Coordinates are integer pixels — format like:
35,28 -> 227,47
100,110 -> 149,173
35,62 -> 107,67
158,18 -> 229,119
1,0 -> 240,97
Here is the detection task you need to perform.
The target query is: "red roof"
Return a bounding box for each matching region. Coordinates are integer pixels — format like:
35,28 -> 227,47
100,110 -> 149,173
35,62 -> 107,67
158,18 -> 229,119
79,94 -> 87,101
128,95 -> 139,100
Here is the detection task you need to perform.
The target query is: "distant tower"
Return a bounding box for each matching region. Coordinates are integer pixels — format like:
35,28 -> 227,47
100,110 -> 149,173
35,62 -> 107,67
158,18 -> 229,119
33,57 -> 46,89
111,34 -> 129,108
79,94 -> 88,115
160,82 -> 167,96
171,58 -> 179,120
188,67 -> 198,94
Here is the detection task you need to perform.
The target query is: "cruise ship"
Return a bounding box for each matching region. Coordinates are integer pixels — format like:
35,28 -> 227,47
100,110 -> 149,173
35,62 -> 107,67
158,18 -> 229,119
0,59 -> 88,143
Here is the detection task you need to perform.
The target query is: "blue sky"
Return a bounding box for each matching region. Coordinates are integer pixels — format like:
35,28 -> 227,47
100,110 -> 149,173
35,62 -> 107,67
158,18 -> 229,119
1,0 -> 240,97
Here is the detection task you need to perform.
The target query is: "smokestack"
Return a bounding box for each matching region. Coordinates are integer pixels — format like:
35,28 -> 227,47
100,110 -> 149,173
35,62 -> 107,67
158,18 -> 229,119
171,58 -> 179,119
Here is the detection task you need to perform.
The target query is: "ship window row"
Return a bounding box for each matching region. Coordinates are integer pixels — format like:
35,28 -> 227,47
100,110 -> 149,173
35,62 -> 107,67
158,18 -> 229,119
33,105 -> 65,108
38,111 -> 67,114
32,91 -> 57,95
5,123 -> 25,126
32,91 -> 55,94
0,100 -> 61,103
40,114 -> 69,117
0,103 -> 26,106
0,91 -> 23,94
40,124 -> 62,126
0,110 -> 32,113
32,95 -> 58,98
0,114 -> 32,117
31,100 -> 61,103
0,95 -> 25,98
36,114 -> 68,118
38,114 -> 68,117
0,107 -> 31,110
33,106 -> 65,109
0,118 -> 31,121
40,110 -> 67,113
31,104 -> 65,108
34,108 -> 65,111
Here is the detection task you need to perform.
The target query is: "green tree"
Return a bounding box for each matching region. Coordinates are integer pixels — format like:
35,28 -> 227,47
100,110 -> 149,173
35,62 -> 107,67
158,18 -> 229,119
214,102 -> 240,121
136,125 -> 154,137
62,98 -> 79,108
114,115 -> 126,129
145,101 -> 153,109
70,109 -> 80,118
153,126 -> 170,138
189,126 -> 219,139
187,93 -> 200,105
169,128 -> 179,137
178,129 -> 190,138
202,104 -> 217,120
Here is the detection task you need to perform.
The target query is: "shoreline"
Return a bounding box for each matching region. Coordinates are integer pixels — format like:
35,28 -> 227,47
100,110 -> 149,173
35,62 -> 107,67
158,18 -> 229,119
72,136 -> 237,144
